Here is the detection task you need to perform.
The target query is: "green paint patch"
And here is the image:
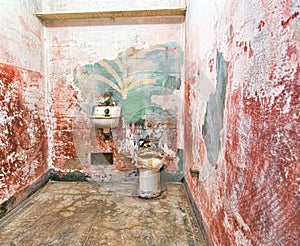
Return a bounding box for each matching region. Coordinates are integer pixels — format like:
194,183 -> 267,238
122,93 -> 147,123
202,51 -> 228,166
74,42 -> 183,125
229,24 -> 233,38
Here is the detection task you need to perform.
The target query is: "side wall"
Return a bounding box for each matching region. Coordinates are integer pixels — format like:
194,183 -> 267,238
184,0 -> 299,245
0,1 -> 48,216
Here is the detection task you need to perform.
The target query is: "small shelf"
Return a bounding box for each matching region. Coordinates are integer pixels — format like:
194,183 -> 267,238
35,8 -> 186,21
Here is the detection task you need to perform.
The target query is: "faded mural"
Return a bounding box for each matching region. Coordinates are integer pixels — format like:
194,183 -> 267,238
74,42 -> 183,124
61,42 -> 185,182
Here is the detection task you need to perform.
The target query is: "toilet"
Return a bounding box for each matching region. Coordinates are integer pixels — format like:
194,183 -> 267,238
135,138 -> 165,198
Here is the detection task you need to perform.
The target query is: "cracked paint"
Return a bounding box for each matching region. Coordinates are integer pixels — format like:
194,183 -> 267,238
185,0 -> 299,245
49,23 -> 185,182
0,63 -> 48,207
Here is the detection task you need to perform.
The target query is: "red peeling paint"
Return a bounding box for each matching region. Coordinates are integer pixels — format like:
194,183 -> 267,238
185,81 -> 192,107
164,156 -> 178,172
0,63 -> 48,203
95,132 -> 134,173
236,41 -> 251,55
52,80 -> 80,169
18,16 -> 42,41
281,12 -> 299,28
67,84 -> 78,101
53,36 -> 62,58
281,0 -> 292,18
198,74 -> 299,245
236,41 -> 242,48
257,20 -> 265,31
167,47 -> 181,54
286,43 -> 298,60
184,1 -> 299,245
248,42 -> 253,58
226,87 -> 241,154
209,58 -> 214,72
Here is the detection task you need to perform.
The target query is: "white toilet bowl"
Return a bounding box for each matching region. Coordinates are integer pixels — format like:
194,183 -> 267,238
136,149 -> 165,198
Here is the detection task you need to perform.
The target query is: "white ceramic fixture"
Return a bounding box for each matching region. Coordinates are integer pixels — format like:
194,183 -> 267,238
136,149 -> 165,198
136,150 -> 165,171
90,106 -> 121,133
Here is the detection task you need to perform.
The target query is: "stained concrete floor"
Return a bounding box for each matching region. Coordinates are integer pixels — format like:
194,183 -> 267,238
0,181 -> 205,246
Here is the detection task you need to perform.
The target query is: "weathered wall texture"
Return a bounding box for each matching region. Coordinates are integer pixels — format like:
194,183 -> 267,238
0,0 -> 43,71
184,0 -> 299,245
42,0 -> 185,12
0,1 -> 48,213
44,1 -> 185,182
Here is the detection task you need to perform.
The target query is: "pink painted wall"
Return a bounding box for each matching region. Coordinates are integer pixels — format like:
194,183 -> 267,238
0,1 -> 48,208
184,0 -> 299,245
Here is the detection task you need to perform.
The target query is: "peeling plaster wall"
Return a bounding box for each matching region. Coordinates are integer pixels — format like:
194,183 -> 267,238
0,0 -> 43,71
45,1 -> 185,182
0,1 -> 48,213
42,0 -> 186,12
184,0 -> 299,245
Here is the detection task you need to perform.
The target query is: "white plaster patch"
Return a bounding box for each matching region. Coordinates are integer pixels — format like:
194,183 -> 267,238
0,110 -> 8,126
0,0 -> 43,71
234,230 -> 251,246
223,211 -> 232,230
151,91 -> 183,118
231,189 -> 251,232
160,143 -> 175,157
268,85 -> 285,106
282,93 -> 292,114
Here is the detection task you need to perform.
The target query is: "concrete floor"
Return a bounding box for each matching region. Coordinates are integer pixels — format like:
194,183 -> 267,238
0,181 -> 205,246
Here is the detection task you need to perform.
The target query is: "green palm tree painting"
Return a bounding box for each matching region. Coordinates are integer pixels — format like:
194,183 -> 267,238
74,42 -> 183,124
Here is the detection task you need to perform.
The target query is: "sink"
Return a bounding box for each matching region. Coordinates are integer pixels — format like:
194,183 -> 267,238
90,106 -> 121,133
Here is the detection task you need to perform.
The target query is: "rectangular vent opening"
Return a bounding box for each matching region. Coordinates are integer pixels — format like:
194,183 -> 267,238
91,152 -> 113,165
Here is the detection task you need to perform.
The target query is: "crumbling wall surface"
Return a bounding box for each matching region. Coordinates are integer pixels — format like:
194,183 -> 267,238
0,0 -> 43,71
0,0 -> 47,213
0,64 -> 48,208
45,0 -> 185,182
184,0 -> 299,245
